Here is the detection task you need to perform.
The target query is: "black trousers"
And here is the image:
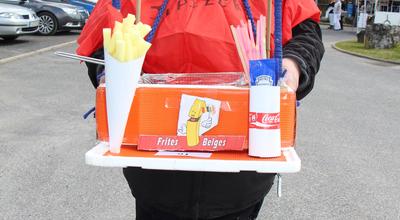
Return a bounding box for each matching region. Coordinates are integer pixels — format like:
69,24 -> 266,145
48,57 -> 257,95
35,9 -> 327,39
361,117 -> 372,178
136,199 -> 264,220
340,16 -> 344,30
123,167 -> 275,219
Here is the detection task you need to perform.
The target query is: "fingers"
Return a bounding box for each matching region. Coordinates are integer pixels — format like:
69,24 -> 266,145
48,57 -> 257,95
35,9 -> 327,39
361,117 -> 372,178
283,71 -> 299,92
282,58 -> 300,92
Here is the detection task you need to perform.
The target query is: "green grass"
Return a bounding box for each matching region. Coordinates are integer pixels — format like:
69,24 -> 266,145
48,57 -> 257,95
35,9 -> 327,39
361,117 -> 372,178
335,40 -> 400,62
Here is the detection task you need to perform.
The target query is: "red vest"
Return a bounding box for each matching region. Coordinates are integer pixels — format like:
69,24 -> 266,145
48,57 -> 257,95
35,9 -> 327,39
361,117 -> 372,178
77,0 -> 320,73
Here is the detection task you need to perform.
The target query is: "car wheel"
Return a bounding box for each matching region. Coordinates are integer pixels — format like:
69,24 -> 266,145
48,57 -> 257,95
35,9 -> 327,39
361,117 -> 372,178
2,36 -> 18,41
38,12 -> 58,35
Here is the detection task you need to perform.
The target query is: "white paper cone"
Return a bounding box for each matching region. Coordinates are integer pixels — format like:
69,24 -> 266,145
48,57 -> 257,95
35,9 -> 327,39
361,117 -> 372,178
248,85 -> 281,157
105,51 -> 145,153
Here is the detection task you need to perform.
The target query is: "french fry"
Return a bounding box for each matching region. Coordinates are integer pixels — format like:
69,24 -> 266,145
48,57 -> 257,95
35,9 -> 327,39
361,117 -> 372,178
115,40 -> 126,62
108,30 -> 121,55
129,34 -> 141,58
122,14 -> 135,33
104,14 -> 152,62
108,37 -> 116,55
113,21 -> 123,33
136,39 -> 151,58
125,40 -> 134,61
127,25 -> 140,39
136,22 -> 151,38
123,33 -> 135,61
103,28 -> 111,52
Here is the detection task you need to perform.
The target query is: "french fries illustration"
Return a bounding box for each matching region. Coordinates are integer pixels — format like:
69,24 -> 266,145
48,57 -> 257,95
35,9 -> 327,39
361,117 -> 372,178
186,99 -> 206,146
177,94 -> 221,147
103,14 -> 152,62
185,99 -> 215,147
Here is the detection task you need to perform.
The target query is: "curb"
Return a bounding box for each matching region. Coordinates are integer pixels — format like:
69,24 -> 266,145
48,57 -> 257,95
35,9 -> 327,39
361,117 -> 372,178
319,22 -> 353,28
0,40 -> 76,65
331,42 -> 400,65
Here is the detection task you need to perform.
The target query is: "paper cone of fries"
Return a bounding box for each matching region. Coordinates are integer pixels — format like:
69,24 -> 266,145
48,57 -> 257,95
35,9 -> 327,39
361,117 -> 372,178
105,53 -> 145,153
103,14 -> 151,153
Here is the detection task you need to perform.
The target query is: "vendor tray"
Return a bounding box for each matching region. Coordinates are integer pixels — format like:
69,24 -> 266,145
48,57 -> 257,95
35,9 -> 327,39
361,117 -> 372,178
86,73 -> 300,173
85,143 -> 300,173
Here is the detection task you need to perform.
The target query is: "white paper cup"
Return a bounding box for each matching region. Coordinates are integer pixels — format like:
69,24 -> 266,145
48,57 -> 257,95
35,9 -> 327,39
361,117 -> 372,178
248,85 -> 281,157
105,51 -> 145,153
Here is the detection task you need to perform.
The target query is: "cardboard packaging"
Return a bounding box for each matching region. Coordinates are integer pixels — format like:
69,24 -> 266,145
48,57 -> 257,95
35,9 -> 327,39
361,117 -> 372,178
95,73 -> 296,151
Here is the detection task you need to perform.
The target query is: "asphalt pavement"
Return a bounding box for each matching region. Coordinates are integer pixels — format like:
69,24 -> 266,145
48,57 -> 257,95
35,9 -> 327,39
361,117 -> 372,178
0,26 -> 399,219
0,31 -> 80,60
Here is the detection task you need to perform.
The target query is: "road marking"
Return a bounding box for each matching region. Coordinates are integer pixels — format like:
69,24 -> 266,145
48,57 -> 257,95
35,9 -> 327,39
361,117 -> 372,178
0,40 -> 76,65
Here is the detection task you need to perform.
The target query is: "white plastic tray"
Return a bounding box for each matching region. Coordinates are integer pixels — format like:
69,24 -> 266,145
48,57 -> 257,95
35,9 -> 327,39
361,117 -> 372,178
85,142 -> 301,173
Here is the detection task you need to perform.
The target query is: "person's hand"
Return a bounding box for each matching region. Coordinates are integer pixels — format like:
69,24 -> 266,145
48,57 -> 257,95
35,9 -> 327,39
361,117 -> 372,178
282,58 -> 300,92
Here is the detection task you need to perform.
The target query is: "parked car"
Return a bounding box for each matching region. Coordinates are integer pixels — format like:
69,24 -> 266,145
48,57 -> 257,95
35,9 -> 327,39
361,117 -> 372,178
0,3 -> 39,40
0,0 -> 89,35
43,0 -> 96,14
63,0 -> 95,14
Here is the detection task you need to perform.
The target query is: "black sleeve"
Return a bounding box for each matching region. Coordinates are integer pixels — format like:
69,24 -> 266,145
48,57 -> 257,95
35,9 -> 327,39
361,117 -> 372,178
85,47 -> 105,88
283,19 -> 325,100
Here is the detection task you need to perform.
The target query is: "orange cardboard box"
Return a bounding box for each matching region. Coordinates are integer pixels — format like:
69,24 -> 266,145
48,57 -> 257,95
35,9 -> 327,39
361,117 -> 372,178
96,82 -> 296,151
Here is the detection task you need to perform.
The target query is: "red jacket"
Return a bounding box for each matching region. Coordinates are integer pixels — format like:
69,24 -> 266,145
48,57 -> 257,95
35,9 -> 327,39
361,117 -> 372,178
77,0 -> 320,73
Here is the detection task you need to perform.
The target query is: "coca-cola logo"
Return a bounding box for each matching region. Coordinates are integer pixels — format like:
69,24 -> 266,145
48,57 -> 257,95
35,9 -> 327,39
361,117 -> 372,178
249,112 -> 280,129
261,113 -> 280,124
